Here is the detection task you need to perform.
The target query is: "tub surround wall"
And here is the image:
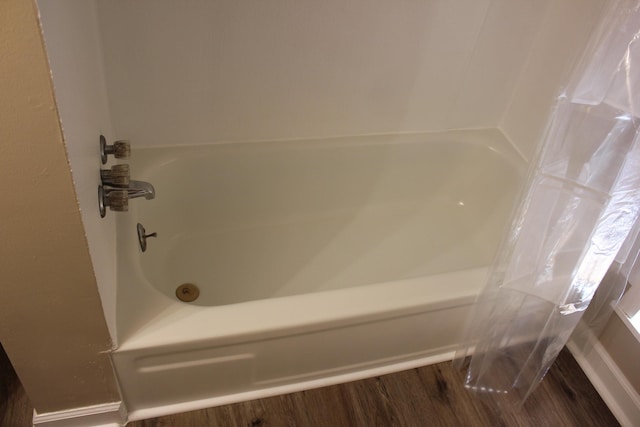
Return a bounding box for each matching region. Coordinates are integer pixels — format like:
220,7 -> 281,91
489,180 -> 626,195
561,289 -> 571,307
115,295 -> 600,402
446,0 -> 550,132
96,0 -> 492,146
501,0 -> 606,159
0,0 -> 120,415
95,0 -> 600,152
37,0 -> 119,342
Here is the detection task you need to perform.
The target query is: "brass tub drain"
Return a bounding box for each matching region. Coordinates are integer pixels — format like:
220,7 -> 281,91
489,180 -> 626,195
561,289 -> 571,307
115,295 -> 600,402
176,283 -> 200,302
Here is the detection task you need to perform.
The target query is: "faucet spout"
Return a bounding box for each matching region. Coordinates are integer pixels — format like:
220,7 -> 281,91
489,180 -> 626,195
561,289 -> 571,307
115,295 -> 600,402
128,180 -> 155,200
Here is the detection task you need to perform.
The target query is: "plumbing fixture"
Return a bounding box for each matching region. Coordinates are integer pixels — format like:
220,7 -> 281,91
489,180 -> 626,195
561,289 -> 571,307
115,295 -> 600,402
100,164 -> 130,187
128,180 -> 156,200
176,283 -> 200,302
137,223 -> 157,252
99,180 -> 156,217
99,186 -> 128,217
98,136 -> 155,217
100,135 -> 130,164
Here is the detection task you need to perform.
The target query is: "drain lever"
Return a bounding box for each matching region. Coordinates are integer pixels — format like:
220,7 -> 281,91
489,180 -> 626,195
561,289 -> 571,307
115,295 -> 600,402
137,223 -> 157,252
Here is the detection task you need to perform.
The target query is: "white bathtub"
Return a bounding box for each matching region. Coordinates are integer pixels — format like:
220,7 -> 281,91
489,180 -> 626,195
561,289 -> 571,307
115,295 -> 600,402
112,129 -> 524,420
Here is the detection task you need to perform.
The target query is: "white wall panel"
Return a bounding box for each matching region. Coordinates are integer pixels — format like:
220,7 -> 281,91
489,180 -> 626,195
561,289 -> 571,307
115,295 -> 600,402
501,0 -> 605,160
97,0 -> 493,146
447,0 -> 550,130
38,0 -> 118,341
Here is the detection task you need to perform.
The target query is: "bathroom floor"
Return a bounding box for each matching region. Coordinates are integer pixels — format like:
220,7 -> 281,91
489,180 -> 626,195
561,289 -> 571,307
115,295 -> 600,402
0,344 -> 32,427
0,345 -> 618,426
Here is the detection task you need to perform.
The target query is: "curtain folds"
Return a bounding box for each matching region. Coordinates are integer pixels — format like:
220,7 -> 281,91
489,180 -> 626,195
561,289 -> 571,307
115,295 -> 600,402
455,0 -> 640,408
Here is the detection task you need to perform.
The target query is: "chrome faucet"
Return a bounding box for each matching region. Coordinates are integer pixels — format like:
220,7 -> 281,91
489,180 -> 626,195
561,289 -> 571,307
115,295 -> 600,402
99,161 -> 155,217
128,180 -> 156,200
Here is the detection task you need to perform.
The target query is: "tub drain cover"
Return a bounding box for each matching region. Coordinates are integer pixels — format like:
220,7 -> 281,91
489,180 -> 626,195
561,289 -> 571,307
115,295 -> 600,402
176,283 -> 200,302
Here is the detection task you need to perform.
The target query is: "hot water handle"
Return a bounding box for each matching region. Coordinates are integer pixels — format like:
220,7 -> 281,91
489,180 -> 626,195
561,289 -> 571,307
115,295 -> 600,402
100,164 -> 130,187
100,135 -> 131,164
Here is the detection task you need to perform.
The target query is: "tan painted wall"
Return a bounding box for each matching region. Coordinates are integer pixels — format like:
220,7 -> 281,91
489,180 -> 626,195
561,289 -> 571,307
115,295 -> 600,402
0,0 -> 120,414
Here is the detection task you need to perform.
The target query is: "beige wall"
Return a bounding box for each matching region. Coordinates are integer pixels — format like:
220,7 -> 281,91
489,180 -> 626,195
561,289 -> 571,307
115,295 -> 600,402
0,0 -> 120,414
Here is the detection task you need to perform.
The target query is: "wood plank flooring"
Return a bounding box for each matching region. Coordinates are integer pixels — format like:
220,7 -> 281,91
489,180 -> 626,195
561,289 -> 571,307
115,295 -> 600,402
0,344 -> 33,427
1,344 -> 618,426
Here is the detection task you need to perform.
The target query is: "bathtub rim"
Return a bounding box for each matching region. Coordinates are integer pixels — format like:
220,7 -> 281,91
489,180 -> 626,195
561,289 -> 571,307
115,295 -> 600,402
115,127 -> 525,347
115,265 -> 487,352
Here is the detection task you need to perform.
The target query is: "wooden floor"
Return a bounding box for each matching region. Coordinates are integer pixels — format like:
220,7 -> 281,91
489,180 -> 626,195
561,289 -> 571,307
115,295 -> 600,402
1,344 -> 33,427
1,344 -> 618,426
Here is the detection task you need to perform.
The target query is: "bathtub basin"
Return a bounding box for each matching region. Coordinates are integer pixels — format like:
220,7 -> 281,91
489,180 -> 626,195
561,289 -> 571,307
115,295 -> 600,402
112,128 -> 524,420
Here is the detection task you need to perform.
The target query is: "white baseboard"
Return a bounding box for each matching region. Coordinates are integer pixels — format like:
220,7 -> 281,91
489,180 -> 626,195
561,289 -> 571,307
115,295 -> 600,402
568,333 -> 640,427
33,401 -> 126,427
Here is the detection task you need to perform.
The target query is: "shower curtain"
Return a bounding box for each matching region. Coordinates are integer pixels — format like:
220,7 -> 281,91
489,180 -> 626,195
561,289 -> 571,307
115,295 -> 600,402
456,0 -> 640,407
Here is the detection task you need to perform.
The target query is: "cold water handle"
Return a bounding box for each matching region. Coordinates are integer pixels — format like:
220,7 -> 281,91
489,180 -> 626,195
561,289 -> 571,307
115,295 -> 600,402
100,135 -> 130,164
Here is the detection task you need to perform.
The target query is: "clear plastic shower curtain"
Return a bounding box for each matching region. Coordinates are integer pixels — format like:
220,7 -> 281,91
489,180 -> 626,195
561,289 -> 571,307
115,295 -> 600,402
455,0 -> 640,407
